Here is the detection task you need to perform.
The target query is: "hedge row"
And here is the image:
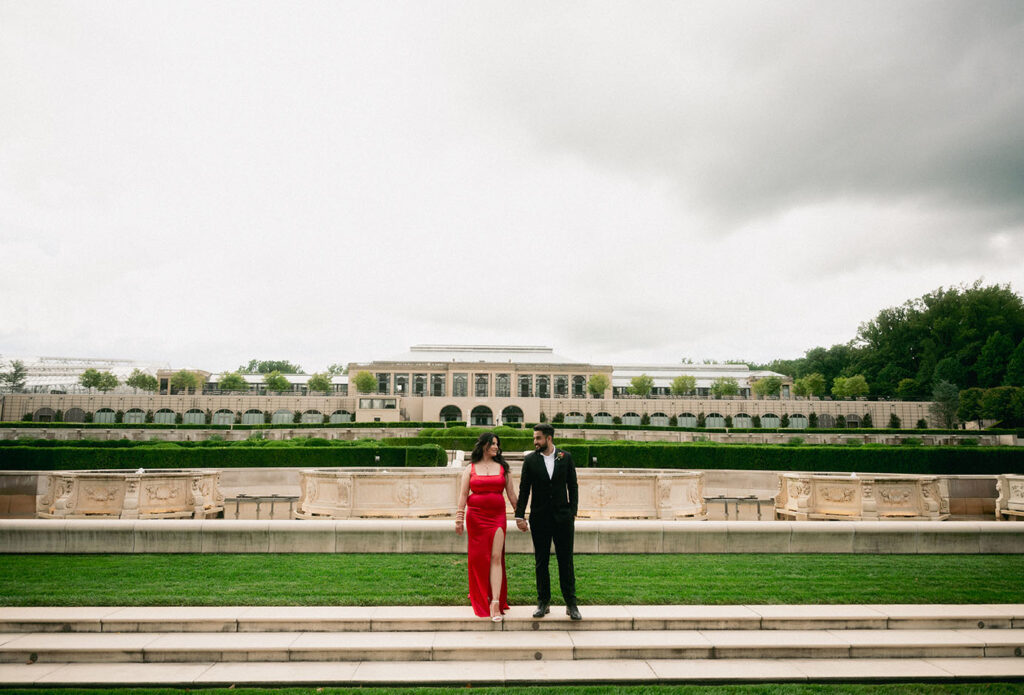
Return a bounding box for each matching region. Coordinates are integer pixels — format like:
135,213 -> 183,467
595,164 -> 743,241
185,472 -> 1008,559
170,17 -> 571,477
554,443 -> 1024,476
0,445 -> 447,471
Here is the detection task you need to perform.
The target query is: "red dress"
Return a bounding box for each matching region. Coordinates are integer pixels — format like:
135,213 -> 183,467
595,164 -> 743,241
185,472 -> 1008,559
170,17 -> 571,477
466,463 -> 510,617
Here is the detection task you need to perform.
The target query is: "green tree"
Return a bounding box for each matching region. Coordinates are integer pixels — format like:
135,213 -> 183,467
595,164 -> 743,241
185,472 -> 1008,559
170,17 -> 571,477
125,368 -> 158,393
79,368 -> 102,392
752,376 -> 782,398
307,372 -> 332,393
711,377 -> 740,398
217,371 -> 249,391
980,386 -> 1021,425
861,412 -> 873,428
932,357 -> 965,389
170,370 -> 200,393
353,371 -> 377,394
844,375 -> 869,398
976,331 -> 1014,387
628,374 -> 654,397
896,378 -> 920,401
0,359 -> 28,392
239,359 -> 303,374
670,375 -> 696,396
808,412 -> 818,428
586,374 -> 610,398
1006,338 -> 1024,386
887,412 -> 901,428
264,371 -> 291,392
96,371 -> 119,393
793,373 -> 825,398
326,363 -> 347,376
957,387 -> 986,423
929,380 -> 960,429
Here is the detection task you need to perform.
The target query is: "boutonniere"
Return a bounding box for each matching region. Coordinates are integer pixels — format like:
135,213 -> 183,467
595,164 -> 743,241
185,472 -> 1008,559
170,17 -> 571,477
556,451 -> 565,460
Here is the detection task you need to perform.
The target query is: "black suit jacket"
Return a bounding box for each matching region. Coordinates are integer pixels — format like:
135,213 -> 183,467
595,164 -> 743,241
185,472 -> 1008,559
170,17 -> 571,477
515,447 -> 579,524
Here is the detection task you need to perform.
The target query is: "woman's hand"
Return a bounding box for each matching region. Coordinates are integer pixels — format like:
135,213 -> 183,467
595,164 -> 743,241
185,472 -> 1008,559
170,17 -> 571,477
455,518 -> 464,535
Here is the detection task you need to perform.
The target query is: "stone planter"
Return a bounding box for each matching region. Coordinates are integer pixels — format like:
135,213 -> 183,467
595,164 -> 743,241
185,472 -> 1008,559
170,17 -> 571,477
577,469 -> 706,520
775,472 -> 949,521
296,467 -> 706,520
37,470 -> 223,519
996,474 -> 1024,520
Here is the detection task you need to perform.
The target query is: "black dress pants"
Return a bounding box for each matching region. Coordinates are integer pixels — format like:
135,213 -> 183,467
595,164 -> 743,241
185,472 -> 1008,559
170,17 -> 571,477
530,514 -> 576,605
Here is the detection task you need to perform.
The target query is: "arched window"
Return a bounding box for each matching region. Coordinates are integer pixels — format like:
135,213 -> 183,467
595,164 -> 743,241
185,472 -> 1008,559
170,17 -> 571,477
471,405 -> 493,426
536,376 -> 550,398
733,413 -> 753,428
650,412 -> 669,427
330,410 -> 353,424
818,413 -> 836,428
124,408 -> 146,424
761,413 -> 780,428
212,409 -> 234,425
564,411 -> 584,424
271,409 -> 293,425
64,407 -> 86,423
706,412 -> 725,427
789,413 -> 808,429
501,405 -> 524,424
302,410 -> 324,424
183,408 -> 205,425
242,409 -> 264,425
154,408 -> 176,425
594,411 -> 613,424
440,405 -> 462,422
677,412 -> 697,428
496,374 -> 511,398
94,408 -> 116,424
518,375 -> 533,397
572,376 -> 586,398
845,414 -> 861,428
622,412 -> 641,426
33,407 -> 55,422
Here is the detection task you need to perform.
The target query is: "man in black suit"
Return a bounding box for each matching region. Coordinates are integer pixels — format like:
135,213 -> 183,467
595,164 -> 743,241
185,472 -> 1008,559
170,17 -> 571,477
515,423 -> 581,620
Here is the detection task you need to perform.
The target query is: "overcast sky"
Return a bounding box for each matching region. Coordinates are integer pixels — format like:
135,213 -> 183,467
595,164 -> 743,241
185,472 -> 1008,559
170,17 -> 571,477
2,1 -> 1023,372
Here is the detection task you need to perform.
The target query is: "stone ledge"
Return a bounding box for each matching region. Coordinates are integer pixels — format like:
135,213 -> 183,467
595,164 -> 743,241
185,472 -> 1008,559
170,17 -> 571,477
1,519 -> 1022,554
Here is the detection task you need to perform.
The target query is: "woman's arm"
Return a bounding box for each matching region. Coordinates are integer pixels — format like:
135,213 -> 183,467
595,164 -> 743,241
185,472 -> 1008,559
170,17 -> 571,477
455,466 -> 471,534
505,471 -> 518,510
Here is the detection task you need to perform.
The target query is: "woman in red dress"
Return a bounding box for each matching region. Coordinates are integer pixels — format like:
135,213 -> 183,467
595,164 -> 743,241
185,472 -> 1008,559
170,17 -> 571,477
455,432 -> 519,621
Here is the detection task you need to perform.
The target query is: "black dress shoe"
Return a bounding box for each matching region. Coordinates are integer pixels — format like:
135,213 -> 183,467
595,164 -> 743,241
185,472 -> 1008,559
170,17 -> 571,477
566,605 -> 582,621
532,602 -> 550,618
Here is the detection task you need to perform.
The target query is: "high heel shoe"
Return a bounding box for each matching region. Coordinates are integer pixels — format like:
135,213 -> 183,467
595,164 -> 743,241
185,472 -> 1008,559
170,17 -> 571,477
490,599 -> 502,622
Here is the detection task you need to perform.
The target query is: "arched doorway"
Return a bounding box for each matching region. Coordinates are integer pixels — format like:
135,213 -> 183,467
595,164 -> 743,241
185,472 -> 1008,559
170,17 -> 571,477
440,405 -> 462,423
501,406 -> 524,424
471,406 -> 493,426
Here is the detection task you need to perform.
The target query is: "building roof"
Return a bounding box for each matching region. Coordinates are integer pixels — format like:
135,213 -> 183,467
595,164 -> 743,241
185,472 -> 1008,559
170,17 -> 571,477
371,345 -> 591,366
611,364 -> 788,389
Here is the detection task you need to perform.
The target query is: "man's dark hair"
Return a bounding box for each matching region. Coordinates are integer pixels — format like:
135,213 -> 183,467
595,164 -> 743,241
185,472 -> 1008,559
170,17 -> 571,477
533,423 -> 555,438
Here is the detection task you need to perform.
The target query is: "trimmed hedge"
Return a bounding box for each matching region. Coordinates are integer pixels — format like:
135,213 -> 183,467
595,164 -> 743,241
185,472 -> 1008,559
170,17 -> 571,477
0,445 -> 447,471
580,443 -> 1024,475
0,421 -> 447,430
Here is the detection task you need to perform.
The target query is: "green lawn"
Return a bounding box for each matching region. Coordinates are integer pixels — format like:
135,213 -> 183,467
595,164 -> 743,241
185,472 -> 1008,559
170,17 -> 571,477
2,686 -> 1024,695
2,554 -> 1022,606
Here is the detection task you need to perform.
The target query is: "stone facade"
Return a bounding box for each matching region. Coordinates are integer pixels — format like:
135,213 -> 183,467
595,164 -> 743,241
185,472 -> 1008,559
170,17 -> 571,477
37,470 -> 223,519
776,473 -> 950,521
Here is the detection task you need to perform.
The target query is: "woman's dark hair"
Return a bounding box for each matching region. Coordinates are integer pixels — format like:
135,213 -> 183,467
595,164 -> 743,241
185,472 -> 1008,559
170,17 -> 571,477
470,432 -> 509,473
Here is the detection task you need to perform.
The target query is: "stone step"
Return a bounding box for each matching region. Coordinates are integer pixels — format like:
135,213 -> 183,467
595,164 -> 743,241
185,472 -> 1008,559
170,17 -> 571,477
2,628 -> 1023,663
3,657 -> 1024,686
2,604 -> 1022,633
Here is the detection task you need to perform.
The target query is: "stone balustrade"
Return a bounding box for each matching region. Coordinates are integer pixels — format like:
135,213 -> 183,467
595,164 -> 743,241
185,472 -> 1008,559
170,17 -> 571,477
37,470 -> 223,520
776,473 -> 949,521
996,474 -> 1024,520
295,467 -> 707,520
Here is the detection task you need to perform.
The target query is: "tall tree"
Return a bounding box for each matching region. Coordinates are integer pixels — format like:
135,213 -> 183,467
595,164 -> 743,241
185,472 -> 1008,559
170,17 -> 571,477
79,368 -> 102,392
711,376 -> 740,398
752,376 -> 782,398
307,372 -> 332,392
263,371 -> 291,392
217,371 -> 249,391
929,380 -> 959,429
670,375 -> 696,396
96,371 -> 119,393
170,370 -> 200,393
976,331 -> 1014,387
0,359 -> 28,392
586,373 -> 610,398
957,387 -> 985,423
125,369 -> 158,392
353,371 -> 377,394
239,360 -> 303,374
793,372 -> 825,398
628,374 -> 654,397
980,386 -> 1021,425
1006,338 -> 1024,387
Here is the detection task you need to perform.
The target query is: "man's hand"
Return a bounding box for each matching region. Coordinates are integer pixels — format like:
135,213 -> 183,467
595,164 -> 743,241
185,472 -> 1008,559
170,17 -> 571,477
516,519 -> 528,532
